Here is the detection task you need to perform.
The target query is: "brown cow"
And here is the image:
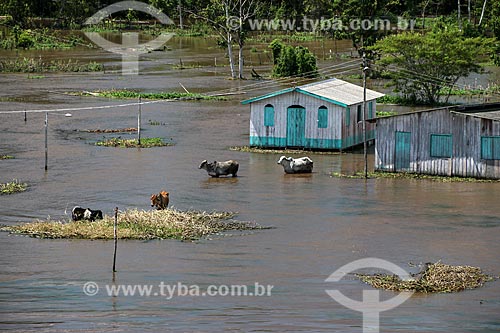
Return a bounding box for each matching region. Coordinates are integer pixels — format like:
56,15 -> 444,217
150,190 -> 169,210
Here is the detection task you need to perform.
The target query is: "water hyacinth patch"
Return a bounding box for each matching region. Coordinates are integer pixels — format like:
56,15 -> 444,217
0,179 -> 27,195
95,137 -> 173,148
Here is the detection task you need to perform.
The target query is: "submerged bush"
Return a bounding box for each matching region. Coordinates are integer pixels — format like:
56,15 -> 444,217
0,179 -> 27,195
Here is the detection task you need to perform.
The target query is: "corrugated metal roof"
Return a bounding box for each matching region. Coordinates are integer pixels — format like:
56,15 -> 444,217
298,78 -> 385,105
461,110 -> 500,121
241,78 -> 385,106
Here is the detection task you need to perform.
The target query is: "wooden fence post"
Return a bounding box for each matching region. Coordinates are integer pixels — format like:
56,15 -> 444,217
113,207 -> 118,272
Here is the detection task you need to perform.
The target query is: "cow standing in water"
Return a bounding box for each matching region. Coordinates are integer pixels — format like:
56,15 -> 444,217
72,206 -> 103,221
151,190 -> 169,210
277,156 -> 314,174
199,160 -> 239,178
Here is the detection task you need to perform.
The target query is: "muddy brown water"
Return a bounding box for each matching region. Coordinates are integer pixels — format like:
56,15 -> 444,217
0,37 -> 499,332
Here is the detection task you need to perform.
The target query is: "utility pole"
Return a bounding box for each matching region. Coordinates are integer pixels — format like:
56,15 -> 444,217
45,112 -> 48,171
362,53 -> 369,179
137,96 -> 142,145
458,0 -> 462,30
178,0 -> 183,29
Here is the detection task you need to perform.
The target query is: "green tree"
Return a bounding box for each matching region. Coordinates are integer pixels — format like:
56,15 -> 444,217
370,23 -> 493,105
270,40 -> 318,78
0,0 -> 32,26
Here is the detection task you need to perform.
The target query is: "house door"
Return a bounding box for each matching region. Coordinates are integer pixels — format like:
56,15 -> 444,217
287,106 -> 306,147
395,131 -> 411,171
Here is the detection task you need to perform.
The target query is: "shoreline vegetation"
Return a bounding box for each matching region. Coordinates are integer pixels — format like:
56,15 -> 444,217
331,171 -> 500,182
78,90 -> 227,101
357,262 -> 494,293
1,208 -> 270,241
230,146 -> 343,155
94,137 -> 173,148
0,57 -> 103,73
0,179 -> 28,195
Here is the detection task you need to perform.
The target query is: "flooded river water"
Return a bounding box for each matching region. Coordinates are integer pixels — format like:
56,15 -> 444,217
0,37 -> 499,332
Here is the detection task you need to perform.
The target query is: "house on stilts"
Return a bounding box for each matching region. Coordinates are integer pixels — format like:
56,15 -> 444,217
374,103 -> 500,179
241,78 -> 385,150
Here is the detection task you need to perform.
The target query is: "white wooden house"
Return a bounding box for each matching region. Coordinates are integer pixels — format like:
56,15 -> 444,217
241,78 -> 384,150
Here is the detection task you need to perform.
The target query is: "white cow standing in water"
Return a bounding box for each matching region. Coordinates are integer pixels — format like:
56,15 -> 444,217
277,156 -> 314,174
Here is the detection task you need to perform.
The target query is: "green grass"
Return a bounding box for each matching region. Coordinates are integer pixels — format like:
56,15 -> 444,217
1,208 -> 269,241
95,137 -> 173,148
331,171 -> 500,182
376,110 -> 398,117
1,28 -> 91,50
230,146 -> 343,155
439,84 -> 500,96
0,58 -> 103,73
0,179 -> 27,195
1,155 -> 14,160
83,90 -> 226,101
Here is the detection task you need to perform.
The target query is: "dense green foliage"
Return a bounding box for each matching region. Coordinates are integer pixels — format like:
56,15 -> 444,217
270,39 -> 318,78
370,22 -> 494,105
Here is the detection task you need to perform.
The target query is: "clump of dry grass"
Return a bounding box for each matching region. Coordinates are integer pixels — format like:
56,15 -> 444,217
3,208 -> 269,241
357,262 -> 494,293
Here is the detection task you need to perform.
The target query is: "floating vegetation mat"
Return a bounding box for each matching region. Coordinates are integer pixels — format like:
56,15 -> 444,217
332,171 -> 500,183
81,128 -> 137,133
357,262 -> 495,293
95,137 -> 174,148
2,208 -> 270,241
230,146 -> 343,155
1,155 -> 14,160
0,179 -> 27,195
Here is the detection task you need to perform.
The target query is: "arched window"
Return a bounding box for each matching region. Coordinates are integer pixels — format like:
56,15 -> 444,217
264,104 -> 275,127
317,106 -> 328,128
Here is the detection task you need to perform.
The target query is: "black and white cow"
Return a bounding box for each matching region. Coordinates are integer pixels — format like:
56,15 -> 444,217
71,206 -> 103,221
199,159 -> 239,178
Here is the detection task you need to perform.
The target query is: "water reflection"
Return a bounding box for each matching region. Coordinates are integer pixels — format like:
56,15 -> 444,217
0,38 -> 499,333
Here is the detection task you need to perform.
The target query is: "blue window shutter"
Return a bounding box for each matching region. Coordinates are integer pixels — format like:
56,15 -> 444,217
318,106 -> 328,128
368,102 -> 373,118
345,107 -> 350,126
264,104 -> 274,127
430,134 -> 452,158
481,136 -> 500,160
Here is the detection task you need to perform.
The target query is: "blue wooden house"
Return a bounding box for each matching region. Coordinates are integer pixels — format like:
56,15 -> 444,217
241,78 -> 384,150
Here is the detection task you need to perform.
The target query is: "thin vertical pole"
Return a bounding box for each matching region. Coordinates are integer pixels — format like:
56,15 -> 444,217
137,96 -> 141,145
458,0 -> 462,30
24,110 -> 27,122
44,112 -> 48,171
113,207 -> 118,272
362,54 -> 368,179
178,0 -> 183,29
